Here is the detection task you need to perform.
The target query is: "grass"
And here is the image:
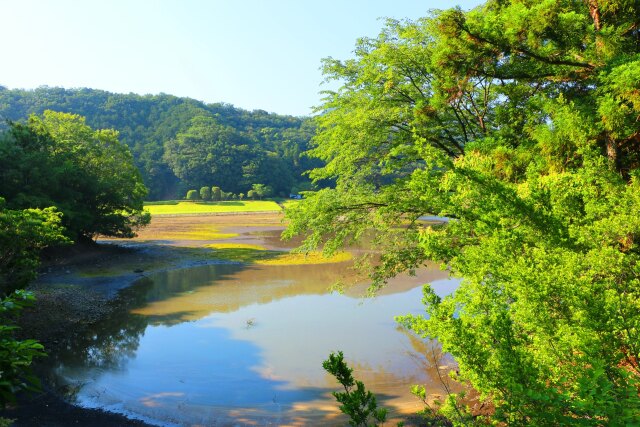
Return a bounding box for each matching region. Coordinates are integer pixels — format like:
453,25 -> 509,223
204,243 -> 274,263
136,224 -> 238,241
204,242 -> 352,265
256,251 -> 352,265
144,200 -> 282,215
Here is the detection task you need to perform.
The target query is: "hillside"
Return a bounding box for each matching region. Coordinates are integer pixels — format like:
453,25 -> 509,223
0,86 -> 318,199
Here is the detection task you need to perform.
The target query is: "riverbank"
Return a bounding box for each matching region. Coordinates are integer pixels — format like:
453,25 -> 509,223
2,212 -> 456,426
2,244 -> 170,426
3,213 -> 287,426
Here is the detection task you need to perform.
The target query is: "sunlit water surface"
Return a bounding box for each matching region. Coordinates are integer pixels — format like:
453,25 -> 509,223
53,257 -> 458,426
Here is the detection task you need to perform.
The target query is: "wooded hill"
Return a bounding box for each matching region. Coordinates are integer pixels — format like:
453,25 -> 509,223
0,86 -> 318,199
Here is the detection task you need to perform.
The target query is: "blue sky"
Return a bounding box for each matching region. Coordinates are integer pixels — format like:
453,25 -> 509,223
1,1 -> 482,116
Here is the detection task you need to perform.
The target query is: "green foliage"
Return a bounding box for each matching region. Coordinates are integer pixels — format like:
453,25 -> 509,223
0,87 -> 317,199
287,1 -> 640,424
185,190 -> 199,200
211,186 -> 222,201
0,198 -> 68,295
247,190 -> 257,200
0,290 -> 46,407
0,111 -> 150,240
323,351 -> 388,426
250,183 -> 272,200
199,186 -> 211,200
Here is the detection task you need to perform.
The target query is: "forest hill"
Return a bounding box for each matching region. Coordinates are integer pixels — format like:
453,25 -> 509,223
0,87 -> 320,199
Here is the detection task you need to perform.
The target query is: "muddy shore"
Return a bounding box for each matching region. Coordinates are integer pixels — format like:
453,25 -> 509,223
1,244 -> 165,426
1,212 -> 454,426
2,213 -> 286,427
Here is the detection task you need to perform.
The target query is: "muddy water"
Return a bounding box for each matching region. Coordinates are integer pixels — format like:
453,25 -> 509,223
53,231 -> 459,426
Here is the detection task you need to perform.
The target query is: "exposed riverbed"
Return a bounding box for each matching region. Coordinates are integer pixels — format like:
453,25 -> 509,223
7,213 -> 460,426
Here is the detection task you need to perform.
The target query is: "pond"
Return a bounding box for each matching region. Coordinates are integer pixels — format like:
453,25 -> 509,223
50,238 -> 459,426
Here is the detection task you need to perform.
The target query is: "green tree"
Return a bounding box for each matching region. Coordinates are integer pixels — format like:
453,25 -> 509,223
0,198 -> 68,295
211,186 -> 222,201
250,183 -> 272,200
0,111 -> 149,241
199,186 -> 211,200
186,190 -> 199,200
285,1 -> 640,423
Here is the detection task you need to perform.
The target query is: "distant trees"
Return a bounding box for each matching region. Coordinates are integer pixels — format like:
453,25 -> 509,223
0,111 -> 149,241
250,183 -> 272,200
164,117 -> 250,194
184,183 -> 275,202
0,87 -> 319,199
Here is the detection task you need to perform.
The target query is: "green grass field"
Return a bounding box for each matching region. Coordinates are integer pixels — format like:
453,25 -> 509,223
144,200 -> 282,215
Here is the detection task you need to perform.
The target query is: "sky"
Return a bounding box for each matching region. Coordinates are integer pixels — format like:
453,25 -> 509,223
1,0 -> 482,116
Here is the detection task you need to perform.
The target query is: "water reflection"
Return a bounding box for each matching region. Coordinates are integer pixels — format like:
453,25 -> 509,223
52,259 -> 459,426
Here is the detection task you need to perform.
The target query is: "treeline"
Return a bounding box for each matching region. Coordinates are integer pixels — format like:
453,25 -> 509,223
0,86 -> 319,199
185,183 -> 271,201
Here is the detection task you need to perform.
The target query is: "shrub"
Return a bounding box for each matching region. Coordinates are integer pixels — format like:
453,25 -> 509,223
323,351 -> 387,426
211,186 -> 222,201
199,186 -> 211,200
186,190 -> 199,200
0,291 -> 46,407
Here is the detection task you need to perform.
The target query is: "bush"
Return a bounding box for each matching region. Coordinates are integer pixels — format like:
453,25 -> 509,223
199,186 -> 211,200
211,186 -> 222,201
186,190 -> 199,200
0,291 -> 46,407
323,351 -> 387,426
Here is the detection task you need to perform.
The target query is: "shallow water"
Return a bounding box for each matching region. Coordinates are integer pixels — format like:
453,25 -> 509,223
52,248 -> 459,426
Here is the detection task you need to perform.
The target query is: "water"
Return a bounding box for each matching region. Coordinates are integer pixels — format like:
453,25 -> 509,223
52,260 -> 459,426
